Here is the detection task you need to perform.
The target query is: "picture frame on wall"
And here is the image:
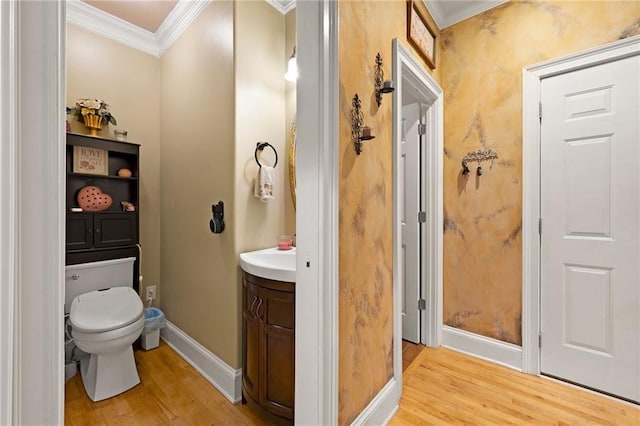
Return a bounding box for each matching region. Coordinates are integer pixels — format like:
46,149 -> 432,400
406,0 -> 436,69
73,145 -> 109,175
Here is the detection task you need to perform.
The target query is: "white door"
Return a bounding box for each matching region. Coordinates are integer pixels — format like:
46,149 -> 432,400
540,55 -> 640,402
401,103 -> 422,343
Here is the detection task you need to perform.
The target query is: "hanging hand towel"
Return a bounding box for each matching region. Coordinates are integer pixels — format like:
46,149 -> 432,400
254,166 -> 275,203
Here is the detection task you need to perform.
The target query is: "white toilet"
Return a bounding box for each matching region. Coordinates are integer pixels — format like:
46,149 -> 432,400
65,257 -> 144,402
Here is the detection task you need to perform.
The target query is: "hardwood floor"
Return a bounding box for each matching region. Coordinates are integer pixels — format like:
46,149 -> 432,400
391,346 -> 640,425
66,340 -> 639,425
402,339 -> 424,372
64,342 -> 267,426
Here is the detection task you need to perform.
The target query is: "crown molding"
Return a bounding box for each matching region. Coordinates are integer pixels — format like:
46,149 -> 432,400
66,0 -> 211,58
265,0 -> 296,15
156,0 -> 211,55
422,1 -> 444,30
66,0 -> 160,57
423,0 -> 508,30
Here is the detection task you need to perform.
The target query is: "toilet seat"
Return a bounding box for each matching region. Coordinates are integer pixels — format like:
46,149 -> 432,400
70,287 -> 143,333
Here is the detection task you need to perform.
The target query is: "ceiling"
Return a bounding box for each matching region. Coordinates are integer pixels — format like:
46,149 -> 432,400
82,0 -> 507,35
424,0 -> 508,29
84,0 -> 179,33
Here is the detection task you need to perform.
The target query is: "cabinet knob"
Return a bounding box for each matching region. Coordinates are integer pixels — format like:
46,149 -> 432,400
71,274 -> 79,280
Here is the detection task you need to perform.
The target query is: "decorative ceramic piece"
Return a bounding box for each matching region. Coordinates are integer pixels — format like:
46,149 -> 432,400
77,185 -> 112,212
117,168 -> 133,178
120,201 -> 135,212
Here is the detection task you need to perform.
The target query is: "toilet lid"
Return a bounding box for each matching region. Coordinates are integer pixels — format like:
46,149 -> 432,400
70,287 -> 143,333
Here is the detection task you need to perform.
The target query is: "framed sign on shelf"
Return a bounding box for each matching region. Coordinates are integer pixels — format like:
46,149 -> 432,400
406,0 -> 437,69
73,145 -> 109,175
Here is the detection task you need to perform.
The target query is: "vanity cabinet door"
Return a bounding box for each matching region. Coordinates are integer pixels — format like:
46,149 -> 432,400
242,279 -> 261,404
242,272 -> 295,422
260,287 -> 295,419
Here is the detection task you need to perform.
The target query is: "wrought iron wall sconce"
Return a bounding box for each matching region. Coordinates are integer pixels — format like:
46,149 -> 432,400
375,53 -> 395,107
461,149 -> 499,176
351,94 -> 375,155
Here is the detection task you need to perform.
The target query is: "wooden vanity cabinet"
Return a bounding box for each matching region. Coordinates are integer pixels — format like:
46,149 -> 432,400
242,272 -> 294,423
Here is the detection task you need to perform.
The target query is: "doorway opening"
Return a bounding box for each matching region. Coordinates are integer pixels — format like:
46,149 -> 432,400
392,38 -> 443,378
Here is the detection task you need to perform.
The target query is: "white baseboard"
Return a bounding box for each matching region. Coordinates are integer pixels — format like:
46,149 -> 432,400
160,321 -> 242,403
442,325 -> 523,371
350,378 -> 400,426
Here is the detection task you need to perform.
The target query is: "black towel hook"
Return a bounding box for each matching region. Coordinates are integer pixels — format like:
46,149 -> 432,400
255,142 -> 278,168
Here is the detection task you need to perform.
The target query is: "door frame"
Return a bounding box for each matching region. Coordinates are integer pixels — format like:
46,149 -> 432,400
0,1 -> 17,422
3,1 -> 339,424
295,1 -> 339,424
392,38 -> 444,374
521,34 -> 640,375
1,0 -> 66,423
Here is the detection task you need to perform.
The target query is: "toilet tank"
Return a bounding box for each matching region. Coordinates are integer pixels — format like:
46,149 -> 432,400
65,257 -> 136,313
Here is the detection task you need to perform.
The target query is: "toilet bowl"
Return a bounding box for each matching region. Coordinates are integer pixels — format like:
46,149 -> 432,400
70,286 -> 144,402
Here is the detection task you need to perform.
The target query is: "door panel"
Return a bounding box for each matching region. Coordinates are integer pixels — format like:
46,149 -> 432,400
94,213 -> 137,248
262,326 -> 294,419
66,213 -> 92,250
540,55 -> 640,402
563,136 -> 612,238
260,287 -> 294,419
242,280 -> 261,403
401,103 -> 421,343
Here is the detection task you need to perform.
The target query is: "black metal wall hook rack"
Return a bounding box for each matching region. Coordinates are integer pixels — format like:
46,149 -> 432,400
255,142 -> 278,168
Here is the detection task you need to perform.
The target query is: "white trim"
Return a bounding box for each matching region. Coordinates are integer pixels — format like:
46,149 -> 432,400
350,379 -> 401,426
423,0 -> 507,30
156,0 -> 211,56
13,1 -> 66,423
265,0 -> 296,15
66,0 -> 159,57
160,321 -> 242,403
522,34 -> 640,375
295,1 -> 339,424
442,326 -> 523,371
66,0 -> 212,58
392,37 -> 444,371
0,1 -> 17,423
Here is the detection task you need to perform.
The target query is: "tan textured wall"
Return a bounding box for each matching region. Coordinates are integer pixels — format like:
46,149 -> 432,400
234,0 -> 288,255
337,1 -> 440,423
159,1 -> 238,367
66,24 -> 162,305
440,0 -> 640,345
284,9 -> 296,234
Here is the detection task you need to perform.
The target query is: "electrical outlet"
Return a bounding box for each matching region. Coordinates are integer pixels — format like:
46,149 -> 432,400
145,285 -> 156,301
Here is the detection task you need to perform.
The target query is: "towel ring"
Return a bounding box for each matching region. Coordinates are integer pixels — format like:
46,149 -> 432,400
255,142 -> 278,168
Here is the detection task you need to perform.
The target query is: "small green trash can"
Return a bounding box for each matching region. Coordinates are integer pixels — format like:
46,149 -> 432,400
141,307 -> 166,350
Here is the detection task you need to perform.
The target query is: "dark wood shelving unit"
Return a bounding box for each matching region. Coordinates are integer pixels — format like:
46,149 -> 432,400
67,172 -> 138,181
65,132 -> 141,292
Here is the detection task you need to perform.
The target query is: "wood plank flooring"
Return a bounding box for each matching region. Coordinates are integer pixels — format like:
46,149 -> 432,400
66,340 -> 639,425
391,346 -> 640,425
65,342 -> 266,426
402,340 -> 424,372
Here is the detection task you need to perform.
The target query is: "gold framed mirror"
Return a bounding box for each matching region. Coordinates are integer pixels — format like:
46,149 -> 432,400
288,117 -> 296,208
